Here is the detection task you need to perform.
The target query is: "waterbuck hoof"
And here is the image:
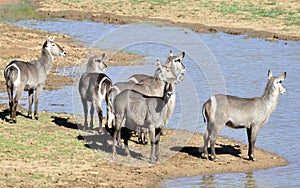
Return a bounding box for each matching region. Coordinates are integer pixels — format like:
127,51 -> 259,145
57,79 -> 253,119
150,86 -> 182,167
201,152 -> 209,160
212,157 -> 219,162
12,118 -> 17,124
149,159 -> 156,164
156,157 -> 162,162
34,115 -> 39,120
249,156 -> 256,161
28,114 -> 32,119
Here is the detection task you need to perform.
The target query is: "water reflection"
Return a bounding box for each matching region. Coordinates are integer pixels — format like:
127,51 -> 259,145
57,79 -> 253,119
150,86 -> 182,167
164,172 -> 258,188
244,172 -> 257,188
200,175 -> 216,188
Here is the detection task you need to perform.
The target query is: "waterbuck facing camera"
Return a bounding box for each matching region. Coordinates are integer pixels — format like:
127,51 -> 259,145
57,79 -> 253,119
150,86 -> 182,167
202,70 -> 286,161
4,36 -> 66,123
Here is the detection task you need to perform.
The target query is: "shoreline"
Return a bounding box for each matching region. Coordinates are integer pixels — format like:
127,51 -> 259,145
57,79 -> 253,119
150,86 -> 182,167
0,105 -> 289,187
36,9 -> 300,42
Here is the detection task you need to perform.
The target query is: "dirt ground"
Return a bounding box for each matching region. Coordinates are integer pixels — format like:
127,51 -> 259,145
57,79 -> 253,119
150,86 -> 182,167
0,104 -> 288,187
0,0 -> 292,187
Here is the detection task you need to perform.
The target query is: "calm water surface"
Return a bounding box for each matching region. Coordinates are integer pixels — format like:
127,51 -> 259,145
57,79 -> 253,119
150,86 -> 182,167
3,19 -> 300,187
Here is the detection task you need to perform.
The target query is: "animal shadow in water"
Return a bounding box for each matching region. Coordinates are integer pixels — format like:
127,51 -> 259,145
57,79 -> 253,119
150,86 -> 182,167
171,144 -> 241,159
78,127 -> 143,160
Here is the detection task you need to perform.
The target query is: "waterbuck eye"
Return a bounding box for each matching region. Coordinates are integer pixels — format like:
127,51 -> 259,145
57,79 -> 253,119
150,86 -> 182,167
279,80 -> 282,84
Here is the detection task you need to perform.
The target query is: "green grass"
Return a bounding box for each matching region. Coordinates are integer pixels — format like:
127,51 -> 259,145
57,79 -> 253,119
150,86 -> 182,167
194,0 -> 300,26
0,111 -> 87,161
0,0 -> 43,21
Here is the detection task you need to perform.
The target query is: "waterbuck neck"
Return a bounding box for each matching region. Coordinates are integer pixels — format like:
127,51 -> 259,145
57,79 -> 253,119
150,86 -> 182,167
262,79 -> 279,113
40,47 -> 54,72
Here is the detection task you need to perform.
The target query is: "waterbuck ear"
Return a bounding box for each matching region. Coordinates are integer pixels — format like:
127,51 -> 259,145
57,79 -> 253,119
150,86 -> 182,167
101,53 -> 105,60
268,70 -> 273,79
175,52 -> 185,61
156,60 -> 162,68
279,72 -> 287,80
46,36 -> 51,44
89,55 -> 96,62
168,50 -> 173,57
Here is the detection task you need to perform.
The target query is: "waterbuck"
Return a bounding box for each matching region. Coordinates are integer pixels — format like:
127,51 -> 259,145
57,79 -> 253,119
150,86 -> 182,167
112,62 -> 177,163
108,51 -> 186,143
202,70 -> 286,161
78,54 -> 112,132
4,36 -> 66,123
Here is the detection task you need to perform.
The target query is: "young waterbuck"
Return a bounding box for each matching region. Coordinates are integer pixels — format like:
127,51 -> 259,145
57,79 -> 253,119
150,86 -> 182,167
112,62 -> 177,163
202,70 -> 286,161
4,36 -> 66,123
78,54 -> 112,132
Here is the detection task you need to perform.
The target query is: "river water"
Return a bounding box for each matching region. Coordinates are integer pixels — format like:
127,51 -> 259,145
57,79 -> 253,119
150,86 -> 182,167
3,19 -> 300,187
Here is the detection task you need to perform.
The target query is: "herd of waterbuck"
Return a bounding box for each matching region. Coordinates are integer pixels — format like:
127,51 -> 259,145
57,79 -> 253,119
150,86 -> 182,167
4,36 -> 287,163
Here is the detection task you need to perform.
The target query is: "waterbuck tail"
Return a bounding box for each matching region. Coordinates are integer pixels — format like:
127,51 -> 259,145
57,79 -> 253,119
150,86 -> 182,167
202,99 -> 212,123
4,63 -> 20,87
202,103 -> 207,123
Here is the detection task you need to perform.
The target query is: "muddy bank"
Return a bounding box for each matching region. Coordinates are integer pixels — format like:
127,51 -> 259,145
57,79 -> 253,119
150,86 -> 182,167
35,9 -> 300,42
0,103 -> 288,187
28,0 -> 300,42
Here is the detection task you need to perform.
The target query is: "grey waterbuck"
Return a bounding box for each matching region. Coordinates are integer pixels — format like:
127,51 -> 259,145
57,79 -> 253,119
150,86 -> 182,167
126,51 -> 186,143
4,36 -> 66,123
202,70 -> 286,161
78,54 -> 112,132
107,51 -> 186,143
112,62 -> 177,163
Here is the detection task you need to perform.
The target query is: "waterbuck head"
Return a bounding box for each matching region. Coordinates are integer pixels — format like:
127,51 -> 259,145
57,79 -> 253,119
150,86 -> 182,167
86,53 -> 107,72
154,60 -> 177,83
43,36 -> 66,57
267,70 -> 287,95
165,50 -> 186,82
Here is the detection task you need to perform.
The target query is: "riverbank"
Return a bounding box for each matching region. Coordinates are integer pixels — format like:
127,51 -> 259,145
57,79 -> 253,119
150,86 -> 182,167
29,0 -> 300,41
0,104 -> 288,187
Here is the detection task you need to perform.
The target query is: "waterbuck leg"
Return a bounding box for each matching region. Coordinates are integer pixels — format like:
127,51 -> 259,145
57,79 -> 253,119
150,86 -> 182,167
117,126 -> 122,147
28,89 -> 34,119
90,102 -> 95,129
112,124 -> 119,155
34,86 -> 43,120
149,127 -> 156,163
202,130 -> 209,159
247,126 -> 258,161
137,127 -> 143,144
155,128 -> 161,161
123,127 -> 131,156
94,100 -> 103,133
81,98 -> 88,129
12,88 -> 24,123
144,128 -> 148,145
7,85 -> 13,118
209,124 -> 222,161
